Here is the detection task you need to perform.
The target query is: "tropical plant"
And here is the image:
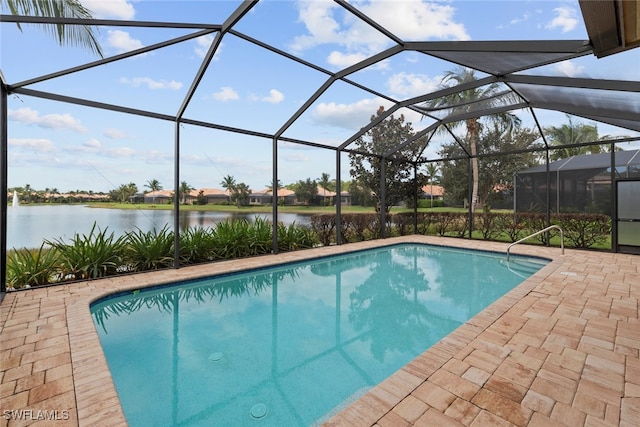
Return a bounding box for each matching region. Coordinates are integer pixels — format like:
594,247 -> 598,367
544,115 -> 610,160
277,222 -> 318,251
178,181 -> 194,205
425,163 -> 440,208
422,67 -> 521,212
220,175 -> 236,192
179,227 -> 215,264
45,222 -> 127,280
2,0 -> 103,57
124,226 -> 174,272
144,179 -> 163,203
6,244 -> 60,288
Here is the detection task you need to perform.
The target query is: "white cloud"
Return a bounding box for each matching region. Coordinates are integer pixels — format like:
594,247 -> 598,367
356,0 -> 470,41
194,35 -> 223,60
546,7 -> 578,33
104,128 -> 128,139
84,138 -> 101,148
327,51 -> 368,68
82,0 -> 135,20
282,152 -> 310,162
553,60 -> 585,77
213,87 -> 239,101
252,89 -> 284,104
107,30 -> 144,53
111,147 -> 136,158
312,97 -> 394,130
387,72 -> 441,97
291,1 -> 468,70
291,0 -> 469,54
119,77 -> 183,90
8,108 -> 87,133
8,138 -> 55,151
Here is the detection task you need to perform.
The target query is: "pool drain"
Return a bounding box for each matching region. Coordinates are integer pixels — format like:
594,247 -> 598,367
250,403 -> 268,419
208,352 -> 223,362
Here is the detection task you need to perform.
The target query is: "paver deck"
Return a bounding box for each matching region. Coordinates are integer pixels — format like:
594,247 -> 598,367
1,235 -> 638,426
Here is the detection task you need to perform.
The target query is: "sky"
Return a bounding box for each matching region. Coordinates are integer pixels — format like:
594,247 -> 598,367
2,0 -> 639,194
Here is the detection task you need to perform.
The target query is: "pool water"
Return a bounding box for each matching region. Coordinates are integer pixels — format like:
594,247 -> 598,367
91,244 -> 547,426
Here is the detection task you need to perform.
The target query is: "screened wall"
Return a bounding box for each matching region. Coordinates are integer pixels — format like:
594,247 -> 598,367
514,150 -> 640,214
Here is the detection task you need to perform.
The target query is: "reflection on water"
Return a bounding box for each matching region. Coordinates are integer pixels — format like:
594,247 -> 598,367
6,205 -> 310,249
91,244 -> 538,427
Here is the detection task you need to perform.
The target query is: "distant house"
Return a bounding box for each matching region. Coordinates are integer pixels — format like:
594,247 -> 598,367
194,188 -> 230,204
315,186 -> 336,205
421,184 -> 444,200
250,188 -> 296,205
142,190 -> 173,204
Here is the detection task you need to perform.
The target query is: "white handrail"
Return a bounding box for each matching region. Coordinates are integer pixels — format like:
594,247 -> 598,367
507,225 -> 564,261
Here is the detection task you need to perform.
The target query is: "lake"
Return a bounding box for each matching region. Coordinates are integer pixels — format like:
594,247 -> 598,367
6,205 -> 311,250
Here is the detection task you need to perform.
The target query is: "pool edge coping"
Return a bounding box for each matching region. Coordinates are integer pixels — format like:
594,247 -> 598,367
62,235 -> 565,427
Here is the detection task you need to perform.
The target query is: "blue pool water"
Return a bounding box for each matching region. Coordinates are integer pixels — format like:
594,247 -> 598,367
91,243 -> 547,427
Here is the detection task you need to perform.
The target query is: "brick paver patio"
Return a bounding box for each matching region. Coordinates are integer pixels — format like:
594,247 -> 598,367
1,236 -> 638,426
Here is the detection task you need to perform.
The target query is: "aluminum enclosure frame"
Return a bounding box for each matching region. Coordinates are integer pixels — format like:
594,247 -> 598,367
1,1 -> 639,293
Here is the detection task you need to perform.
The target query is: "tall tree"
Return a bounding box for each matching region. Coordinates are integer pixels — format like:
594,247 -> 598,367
231,182 -> 251,207
349,106 -> 428,213
425,163 -> 440,208
423,67 -> 521,212
144,179 -> 162,204
110,182 -> 138,203
439,124 -> 541,208
220,175 -> 236,192
266,179 -> 283,192
294,178 -> 317,205
544,115 -> 607,160
178,181 -> 194,205
317,172 -> 333,205
3,0 -> 103,57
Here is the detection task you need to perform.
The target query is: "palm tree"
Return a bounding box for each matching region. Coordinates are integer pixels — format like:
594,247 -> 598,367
144,179 -> 162,204
425,163 -> 439,208
23,183 -> 32,203
220,175 -> 236,192
544,115 -> 605,161
3,0 -> 103,57
423,67 -> 520,212
317,172 -> 333,205
178,181 -> 194,205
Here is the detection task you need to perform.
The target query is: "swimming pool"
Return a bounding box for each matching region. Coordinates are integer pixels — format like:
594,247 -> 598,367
91,243 -> 547,426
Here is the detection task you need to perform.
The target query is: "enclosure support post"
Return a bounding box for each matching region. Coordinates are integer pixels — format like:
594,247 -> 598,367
380,159 -> 387,238
1,79 -> 7,294
611,144 -> 617,252
173,122 -> 181,268
545,149 -> 551,246
336,150 -> 342,245
413,163 -> 418,234
467,157 -> 473,239
272,137 -> 279,254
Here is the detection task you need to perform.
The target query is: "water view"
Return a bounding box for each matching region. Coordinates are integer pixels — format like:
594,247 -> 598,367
6,205 -> 311,250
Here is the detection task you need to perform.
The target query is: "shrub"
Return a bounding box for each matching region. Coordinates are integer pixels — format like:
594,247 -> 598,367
180,227 -> 215,265
277,222 -> 318,251
125,225 -> 175,271
310,214 -> 335,246
6,244 -> 60,289
45,222 -> 127,281
554,213 -> 611,249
